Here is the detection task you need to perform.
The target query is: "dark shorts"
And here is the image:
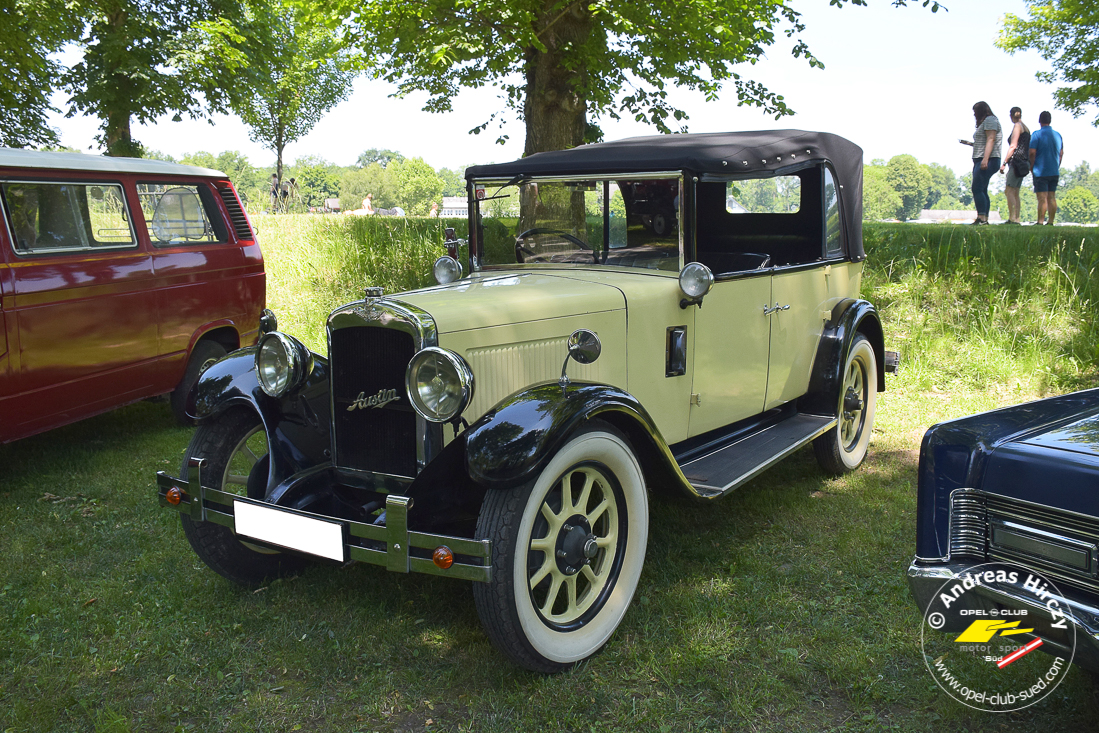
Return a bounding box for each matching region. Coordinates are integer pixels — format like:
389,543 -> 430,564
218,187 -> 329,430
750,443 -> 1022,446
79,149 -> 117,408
1034,176 -> 1059,193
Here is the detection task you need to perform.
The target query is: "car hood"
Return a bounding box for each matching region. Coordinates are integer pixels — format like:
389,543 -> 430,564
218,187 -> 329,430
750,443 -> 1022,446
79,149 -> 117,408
979,408 -> 1099,518
396,272 -> 626,334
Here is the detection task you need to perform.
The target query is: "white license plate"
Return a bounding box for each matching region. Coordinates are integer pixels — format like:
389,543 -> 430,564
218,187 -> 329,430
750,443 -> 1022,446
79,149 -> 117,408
233,500 -> 345,561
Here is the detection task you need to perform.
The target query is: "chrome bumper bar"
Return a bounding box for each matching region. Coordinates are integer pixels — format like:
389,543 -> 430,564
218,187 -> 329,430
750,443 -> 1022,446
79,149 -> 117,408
157,458 -> 492,583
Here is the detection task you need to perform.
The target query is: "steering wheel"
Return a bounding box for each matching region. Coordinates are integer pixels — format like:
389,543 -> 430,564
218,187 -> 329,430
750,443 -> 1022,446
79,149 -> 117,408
515,227 -> 593,264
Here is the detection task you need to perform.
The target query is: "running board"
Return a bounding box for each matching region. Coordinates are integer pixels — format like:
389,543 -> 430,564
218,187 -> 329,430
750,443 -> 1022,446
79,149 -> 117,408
678,413 -> 836,498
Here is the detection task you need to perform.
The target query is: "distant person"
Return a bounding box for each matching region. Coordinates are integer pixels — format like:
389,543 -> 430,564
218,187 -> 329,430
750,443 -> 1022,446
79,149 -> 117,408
1029,110 -> 1064,225
269,173 -> 279,213
429,202 -> 439,218
960,101 -> 1001,225
364,193 -> 375,215
999,107 -> 1030,225
279,180 -> 290,212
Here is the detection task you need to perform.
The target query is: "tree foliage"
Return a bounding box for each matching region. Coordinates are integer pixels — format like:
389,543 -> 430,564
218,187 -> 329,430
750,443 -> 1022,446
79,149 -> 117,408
62,0 -> 249,156
998,0 -> 1099,125
228,2 -> 355,181
0,0 -> 81,148
1059,187 -> 1099,223
356,148 -> 405,168
885,154 -> 931,221
315,0 -> 944,155
863,164 -> 903,221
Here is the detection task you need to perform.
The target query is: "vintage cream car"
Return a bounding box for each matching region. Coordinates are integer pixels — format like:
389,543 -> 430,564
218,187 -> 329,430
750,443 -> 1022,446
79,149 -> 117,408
156,131 -> 892,672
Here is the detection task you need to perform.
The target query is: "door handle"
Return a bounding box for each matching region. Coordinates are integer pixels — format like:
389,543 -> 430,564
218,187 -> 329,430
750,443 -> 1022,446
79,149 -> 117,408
763,303 -> 790,315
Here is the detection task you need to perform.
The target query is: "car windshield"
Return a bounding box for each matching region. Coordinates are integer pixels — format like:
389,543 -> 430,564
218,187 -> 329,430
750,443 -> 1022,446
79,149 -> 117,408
474,177 -> 681,271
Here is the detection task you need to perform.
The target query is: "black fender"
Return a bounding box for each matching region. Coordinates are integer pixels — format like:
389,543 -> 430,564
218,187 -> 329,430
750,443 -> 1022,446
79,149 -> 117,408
801,299 -> 885,417
187,346 -> 333,494
465,382 -> 694,496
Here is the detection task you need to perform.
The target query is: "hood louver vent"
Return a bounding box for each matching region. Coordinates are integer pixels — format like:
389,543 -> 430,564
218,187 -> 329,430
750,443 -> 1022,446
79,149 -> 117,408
217,186 -> 254,241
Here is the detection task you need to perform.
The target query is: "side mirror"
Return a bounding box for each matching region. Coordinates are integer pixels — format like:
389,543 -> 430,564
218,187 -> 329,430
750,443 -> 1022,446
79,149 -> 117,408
559,329 -> 601,392
567,329 -> 601,364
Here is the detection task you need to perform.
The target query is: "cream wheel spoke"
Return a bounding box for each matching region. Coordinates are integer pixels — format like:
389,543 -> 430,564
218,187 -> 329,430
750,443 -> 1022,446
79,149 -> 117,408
576,473 -> 596,514
529,557 -> 554,589
587,497 -> 610,525
565,574 -> 578,613
540,576 -> 563,616
580,564 -> 597,584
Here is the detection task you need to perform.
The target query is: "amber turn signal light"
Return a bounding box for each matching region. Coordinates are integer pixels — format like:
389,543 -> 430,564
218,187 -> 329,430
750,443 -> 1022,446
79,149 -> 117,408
432,546 -> 454,570
165,487 -> 184,506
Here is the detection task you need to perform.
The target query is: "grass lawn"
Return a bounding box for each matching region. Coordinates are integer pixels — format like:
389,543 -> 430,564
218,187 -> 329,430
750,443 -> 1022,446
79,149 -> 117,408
3,221 -> 1099,732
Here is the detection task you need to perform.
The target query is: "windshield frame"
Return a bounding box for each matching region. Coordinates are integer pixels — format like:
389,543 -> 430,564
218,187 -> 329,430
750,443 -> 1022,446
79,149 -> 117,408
468,171 -> 685,274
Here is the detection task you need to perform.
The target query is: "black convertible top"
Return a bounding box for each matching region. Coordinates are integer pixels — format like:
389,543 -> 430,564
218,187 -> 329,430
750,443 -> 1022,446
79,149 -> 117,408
466,130 -> 865,260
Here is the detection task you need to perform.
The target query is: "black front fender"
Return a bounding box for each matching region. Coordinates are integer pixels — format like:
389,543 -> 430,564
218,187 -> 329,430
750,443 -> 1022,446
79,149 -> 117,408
465,382 -> 692,494
188,346 -> 333,493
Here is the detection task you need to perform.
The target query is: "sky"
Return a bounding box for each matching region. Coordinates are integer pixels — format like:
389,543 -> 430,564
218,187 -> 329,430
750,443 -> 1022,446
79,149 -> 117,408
46,0 -> 1099,178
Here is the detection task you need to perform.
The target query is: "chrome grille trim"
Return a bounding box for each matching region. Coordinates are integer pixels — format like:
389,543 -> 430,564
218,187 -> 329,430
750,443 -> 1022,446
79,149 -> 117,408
949,488 -> 988,560
326,298 -> 442,477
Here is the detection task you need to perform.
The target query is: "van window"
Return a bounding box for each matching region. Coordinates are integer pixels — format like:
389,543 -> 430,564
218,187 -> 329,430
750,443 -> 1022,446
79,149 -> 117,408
1,181 -> 134,254
137,183 -> 227,246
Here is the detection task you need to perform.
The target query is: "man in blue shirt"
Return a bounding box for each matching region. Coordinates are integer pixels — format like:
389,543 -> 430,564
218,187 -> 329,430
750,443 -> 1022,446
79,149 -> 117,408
1029,111 -> 1064,225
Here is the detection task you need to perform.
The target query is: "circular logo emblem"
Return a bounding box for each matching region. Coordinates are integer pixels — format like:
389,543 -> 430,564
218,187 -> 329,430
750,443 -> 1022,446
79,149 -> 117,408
920,562 -> 1077,712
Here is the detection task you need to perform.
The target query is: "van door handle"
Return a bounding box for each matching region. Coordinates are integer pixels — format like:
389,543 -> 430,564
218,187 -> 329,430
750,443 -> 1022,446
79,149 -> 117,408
763,303 -> 790,315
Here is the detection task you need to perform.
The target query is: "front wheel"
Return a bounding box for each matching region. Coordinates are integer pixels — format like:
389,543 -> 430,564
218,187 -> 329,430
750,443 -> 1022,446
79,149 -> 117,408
180,408 -> 307,585
473,425 -> 648,673
814,333 -> 877,476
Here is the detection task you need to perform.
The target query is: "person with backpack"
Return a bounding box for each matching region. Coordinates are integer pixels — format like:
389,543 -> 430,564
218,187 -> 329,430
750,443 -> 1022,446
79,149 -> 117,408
999,107 -> 1031,225
1029,110 -> 1064,226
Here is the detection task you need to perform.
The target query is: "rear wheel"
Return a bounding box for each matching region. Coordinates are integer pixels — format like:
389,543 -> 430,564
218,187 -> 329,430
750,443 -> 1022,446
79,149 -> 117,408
171,340 -> 227,425
473,425 -> 648,673
180,408 -> 307,585
814,334 -> 877,476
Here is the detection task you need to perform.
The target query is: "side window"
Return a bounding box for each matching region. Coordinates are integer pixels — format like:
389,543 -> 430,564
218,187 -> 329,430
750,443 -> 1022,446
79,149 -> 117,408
1,181 -> 134,254
137,183 -> 227,246
726,176 -> 801,214
824,167 -> 843,257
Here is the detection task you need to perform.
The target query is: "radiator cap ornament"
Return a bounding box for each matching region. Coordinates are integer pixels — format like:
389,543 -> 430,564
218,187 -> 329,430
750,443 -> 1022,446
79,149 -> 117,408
364,286 -> 385,300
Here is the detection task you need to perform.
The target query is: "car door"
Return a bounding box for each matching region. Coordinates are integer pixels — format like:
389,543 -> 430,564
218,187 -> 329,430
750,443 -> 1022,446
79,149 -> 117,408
688,273 -> 772,437
764,165 -> 844,411
1,177 -> 158,440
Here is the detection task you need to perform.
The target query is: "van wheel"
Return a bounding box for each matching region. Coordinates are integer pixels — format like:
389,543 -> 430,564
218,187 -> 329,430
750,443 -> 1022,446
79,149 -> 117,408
171,341 -> 227,425
473,424 -> 648,673
180,408 -> 307,585
814,334 -> 877,476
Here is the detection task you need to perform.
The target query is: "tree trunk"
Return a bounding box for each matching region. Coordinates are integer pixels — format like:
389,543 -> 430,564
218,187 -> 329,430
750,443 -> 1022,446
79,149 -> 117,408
103,6 -> 136,157
522,1 -> 592,157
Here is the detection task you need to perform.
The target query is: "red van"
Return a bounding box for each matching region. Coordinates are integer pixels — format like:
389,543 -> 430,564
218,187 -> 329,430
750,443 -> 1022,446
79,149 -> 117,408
0,149 -> 265,442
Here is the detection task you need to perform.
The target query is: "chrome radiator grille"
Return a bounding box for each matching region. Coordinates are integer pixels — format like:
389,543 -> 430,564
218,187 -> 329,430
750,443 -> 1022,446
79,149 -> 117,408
949,490 -> 1099,594
330,326 -> 417,478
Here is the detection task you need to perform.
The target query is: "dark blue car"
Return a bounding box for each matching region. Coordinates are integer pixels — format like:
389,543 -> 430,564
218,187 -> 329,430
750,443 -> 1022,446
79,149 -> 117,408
908,388 -> 1099,673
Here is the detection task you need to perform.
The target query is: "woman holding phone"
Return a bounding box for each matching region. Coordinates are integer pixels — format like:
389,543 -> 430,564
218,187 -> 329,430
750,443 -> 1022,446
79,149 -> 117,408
960,101 -> 1002,225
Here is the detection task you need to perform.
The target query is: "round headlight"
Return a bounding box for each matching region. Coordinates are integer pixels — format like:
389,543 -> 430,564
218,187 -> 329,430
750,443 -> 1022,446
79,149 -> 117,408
433,255 -> 462,285
405,347 -> 474,423
256,332 -> 312,397
679,262 -> 714,300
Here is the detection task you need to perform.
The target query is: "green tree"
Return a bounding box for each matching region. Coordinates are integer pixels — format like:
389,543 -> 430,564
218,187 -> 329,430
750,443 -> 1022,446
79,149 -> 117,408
356,149 -> 404,168
438,167 -> 467,197
62,0 -> 248,156
231,2 -> 355,182
288,155 -> 342,208
924,162 -> 958,209
0,0 -> 81,148
1059,187 -> 1099,223
863,164 -> 902,221
316,0 -> 943,156
340,162 -> 395,211
390,158 -> 445,215
885,154 -> 931,221
998,0 -> 1099,125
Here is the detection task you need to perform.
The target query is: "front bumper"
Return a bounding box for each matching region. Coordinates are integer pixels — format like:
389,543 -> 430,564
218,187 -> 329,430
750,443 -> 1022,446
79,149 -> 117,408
908,560 -> 1099,672
157,458 -> 492,582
